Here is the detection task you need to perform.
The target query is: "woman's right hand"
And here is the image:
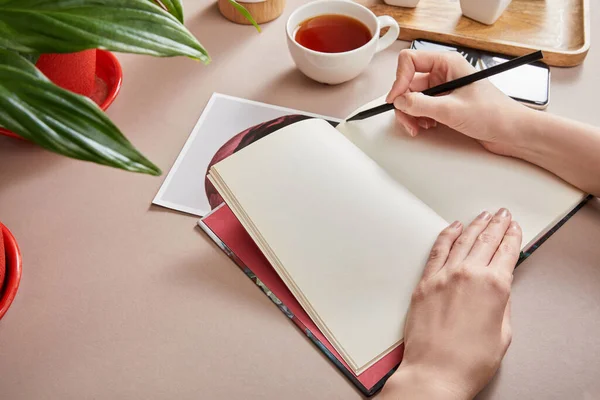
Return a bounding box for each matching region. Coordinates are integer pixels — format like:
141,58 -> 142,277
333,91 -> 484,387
386,50 -> 531,157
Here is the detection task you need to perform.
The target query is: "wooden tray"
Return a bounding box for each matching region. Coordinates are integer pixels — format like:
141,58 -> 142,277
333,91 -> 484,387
357,0 -> 590,67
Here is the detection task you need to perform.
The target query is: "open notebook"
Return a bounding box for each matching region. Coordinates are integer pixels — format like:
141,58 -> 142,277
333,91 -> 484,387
207,96 -> 586,375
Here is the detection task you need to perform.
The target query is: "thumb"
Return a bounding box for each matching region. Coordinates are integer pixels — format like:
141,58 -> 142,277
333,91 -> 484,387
393,92 -> 453,124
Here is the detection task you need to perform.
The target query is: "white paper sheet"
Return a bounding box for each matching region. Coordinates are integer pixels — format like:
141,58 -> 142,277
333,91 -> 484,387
152,93 -> 341,216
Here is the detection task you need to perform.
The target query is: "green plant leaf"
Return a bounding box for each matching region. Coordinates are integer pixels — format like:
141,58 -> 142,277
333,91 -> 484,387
228,0 -> 261,33
154,0 -> 184,23
0,49 -> 161,176
18,52 -> 40,64
0,0 -> 209,64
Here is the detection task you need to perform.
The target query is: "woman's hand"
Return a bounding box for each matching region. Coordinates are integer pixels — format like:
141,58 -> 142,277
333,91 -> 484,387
381,209 -> 522,400
386,50 -> 529,157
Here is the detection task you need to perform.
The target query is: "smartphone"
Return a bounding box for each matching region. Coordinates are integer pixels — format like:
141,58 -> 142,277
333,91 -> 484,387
410,39 -> 550,110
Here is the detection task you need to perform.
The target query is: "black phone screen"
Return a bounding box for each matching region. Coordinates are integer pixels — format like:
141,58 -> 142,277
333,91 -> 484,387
410,40 -> 550,109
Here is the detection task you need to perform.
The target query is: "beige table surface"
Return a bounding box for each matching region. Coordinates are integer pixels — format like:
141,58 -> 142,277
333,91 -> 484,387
1,1 -> 599,399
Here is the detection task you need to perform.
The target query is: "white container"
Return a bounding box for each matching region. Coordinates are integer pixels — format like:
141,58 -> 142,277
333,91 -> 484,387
383,0 -> 420,7
460,0 -> 512,25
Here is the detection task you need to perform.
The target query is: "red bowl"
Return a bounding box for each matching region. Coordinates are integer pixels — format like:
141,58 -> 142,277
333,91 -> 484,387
0,49 -> 123,139
95,49 -> 123,111
0,223 -> 22,320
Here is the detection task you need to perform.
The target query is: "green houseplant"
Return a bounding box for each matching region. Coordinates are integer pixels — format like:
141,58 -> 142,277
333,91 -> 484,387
0,0 -> 258,176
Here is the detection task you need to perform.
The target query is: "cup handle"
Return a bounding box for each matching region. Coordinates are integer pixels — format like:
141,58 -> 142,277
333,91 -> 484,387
375,16 -> 400,53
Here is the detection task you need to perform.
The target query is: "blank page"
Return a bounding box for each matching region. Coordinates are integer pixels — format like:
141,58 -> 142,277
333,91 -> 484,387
210,119 -> 447,373
339,97 -> 585,249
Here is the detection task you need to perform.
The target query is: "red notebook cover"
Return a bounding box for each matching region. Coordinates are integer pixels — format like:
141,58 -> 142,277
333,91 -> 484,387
199,204 -> 403,396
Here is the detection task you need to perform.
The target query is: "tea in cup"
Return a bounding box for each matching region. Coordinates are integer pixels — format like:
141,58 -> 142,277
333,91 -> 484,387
286,0 -> 400,85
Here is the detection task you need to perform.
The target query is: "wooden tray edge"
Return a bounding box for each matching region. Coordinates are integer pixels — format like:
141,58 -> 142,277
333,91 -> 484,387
388,0 -> 591,68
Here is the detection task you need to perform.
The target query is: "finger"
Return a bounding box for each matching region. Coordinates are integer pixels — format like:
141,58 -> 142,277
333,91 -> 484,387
394,110 -> 419,137
408,75 -> 445,129
386,50 -> 449,103
393,92 -> 455,123
465,208 -> 512,266
396,114 -> 437,135
421,221 -> 463,280
417,118 -> 437,130
490,221 -> 523,275
400,83 -> 437,132
408,73 -> 450,94
387,50 -> 476,103
446,211 -> 492,267
408,73 -> 432,93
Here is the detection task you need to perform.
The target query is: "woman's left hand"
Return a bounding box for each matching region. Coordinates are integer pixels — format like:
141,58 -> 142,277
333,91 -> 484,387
381,208 -> 522,400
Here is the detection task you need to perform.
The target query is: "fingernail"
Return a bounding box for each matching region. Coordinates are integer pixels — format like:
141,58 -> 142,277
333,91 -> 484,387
478,211 -> 492,220
498,208 -> 510,217
394,96 -> 407,111
510,221 -> 520,231
450,220 -> 462,229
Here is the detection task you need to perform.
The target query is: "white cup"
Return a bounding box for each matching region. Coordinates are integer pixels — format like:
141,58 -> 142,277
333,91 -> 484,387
286,0 -> 400,85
